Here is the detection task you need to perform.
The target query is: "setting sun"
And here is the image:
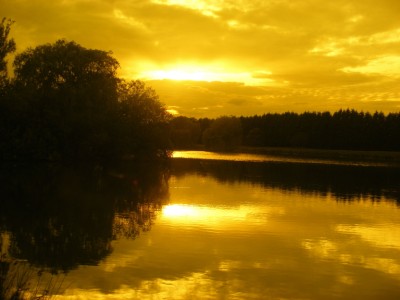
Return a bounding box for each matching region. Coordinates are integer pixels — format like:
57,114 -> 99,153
140,65 -> 274,87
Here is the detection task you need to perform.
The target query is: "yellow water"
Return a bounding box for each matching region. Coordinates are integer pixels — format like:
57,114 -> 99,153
56,169 -> 400,299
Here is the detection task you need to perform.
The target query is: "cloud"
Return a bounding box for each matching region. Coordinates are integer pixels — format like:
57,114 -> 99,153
2,0 -> 400,115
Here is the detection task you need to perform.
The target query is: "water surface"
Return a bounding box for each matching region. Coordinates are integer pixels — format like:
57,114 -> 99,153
1,156 -> 400,299
173,150 -> 396,167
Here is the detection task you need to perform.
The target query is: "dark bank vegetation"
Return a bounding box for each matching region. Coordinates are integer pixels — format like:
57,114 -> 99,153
169,110 -> 400,153
0,19 -> 170,161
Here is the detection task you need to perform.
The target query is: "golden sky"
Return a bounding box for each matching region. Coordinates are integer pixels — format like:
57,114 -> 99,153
2,0 -> 400,117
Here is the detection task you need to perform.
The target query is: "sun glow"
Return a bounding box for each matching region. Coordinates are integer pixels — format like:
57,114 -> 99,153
140,64 -> 226,82
146,69 -> 209,81
140,65 -> 274,85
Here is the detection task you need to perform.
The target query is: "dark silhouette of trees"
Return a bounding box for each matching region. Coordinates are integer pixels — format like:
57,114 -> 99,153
117,80 -> 171,158
239,110 -> 400,151
237,110 -> 400,151
202,116 -> 242,151
7,40 -> 120,160
13,40 -> 119,90
169,110 -> 400,152
0,18 -> 16,87
169,116 -> 201,148
0,37 -> 171,161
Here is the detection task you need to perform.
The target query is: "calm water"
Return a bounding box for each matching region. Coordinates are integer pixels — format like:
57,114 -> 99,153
1,151 -> 400,299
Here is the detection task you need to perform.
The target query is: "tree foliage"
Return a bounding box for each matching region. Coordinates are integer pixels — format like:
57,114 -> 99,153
202,116 -> 242,151
0,17 -> 16,86
117,80 -> 171,157
169,116 -> 201,149
13,40 -> 119,91
0,38 -> 171,161
170,110 -> 400,152
239,110 -> 400,151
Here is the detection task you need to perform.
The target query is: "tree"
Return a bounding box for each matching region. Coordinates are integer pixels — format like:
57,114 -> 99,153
0,17 -> 16,87
169,116 -> 201,148
203,116 -> 242,151
117,80 -> 172,158
2,39 -> 171,160
8,40 -> 121,160
245,127 -> 263,146
13,40 -> 119,91
0,18 -> 17,160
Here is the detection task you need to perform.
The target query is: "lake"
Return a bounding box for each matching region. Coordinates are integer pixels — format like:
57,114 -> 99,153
1,151 -> 400,299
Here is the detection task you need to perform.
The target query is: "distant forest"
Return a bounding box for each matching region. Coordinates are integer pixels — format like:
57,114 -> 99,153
169,110 -> 400,152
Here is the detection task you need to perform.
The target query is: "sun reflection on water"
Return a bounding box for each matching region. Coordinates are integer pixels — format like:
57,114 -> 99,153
161,203 -> 256,226
162,204 -> 200,218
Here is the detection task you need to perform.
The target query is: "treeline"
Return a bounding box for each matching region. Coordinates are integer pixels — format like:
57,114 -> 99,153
0,19 -> 170,161
169,110 -> 400,152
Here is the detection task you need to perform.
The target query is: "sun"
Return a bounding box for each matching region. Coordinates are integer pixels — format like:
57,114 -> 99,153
136,62 -> 275,85
138,62 -> 235,82
139,63 -> 225,82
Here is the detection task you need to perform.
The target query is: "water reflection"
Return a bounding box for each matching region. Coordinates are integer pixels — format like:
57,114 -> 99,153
0,160 -> 169,297
157,162 -> 400,299
1,157 -> 400,299
172,158 -> 400,204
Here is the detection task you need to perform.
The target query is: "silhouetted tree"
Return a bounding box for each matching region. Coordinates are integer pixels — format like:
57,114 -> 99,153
4,40 -> 120,160
239,110 -> 400,151
0,17 -> 16,86
245,127 -> 264,146
117,80 -> 171,158
177,110 -> 400,152
169,116 -> 201,148
1,38 -> 171,161
203,116 -> 242,151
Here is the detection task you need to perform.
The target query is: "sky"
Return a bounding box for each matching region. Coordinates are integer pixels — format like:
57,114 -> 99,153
2,0 -> 400,117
